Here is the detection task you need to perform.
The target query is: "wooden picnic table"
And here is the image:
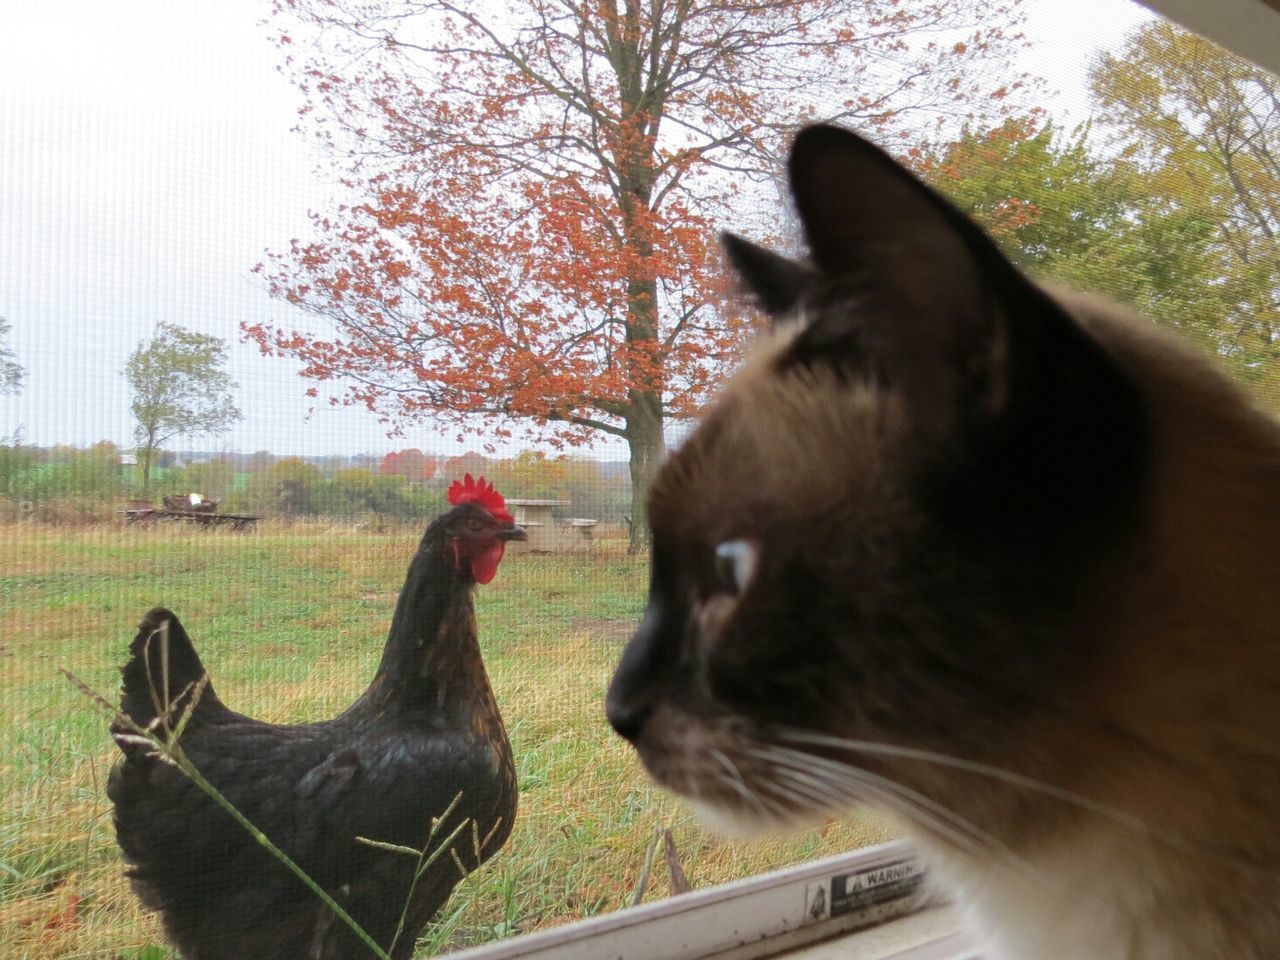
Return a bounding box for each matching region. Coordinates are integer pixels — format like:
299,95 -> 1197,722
121,509 -> 261,531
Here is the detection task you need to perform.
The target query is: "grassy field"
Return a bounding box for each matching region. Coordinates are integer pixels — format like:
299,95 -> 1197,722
0,521 -> 891,959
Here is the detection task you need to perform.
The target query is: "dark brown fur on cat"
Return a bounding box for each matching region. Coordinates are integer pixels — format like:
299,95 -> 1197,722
607,125 -> 1280,959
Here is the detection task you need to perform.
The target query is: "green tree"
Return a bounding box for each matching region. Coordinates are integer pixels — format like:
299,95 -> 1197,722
1091,21 -> 1280,403
125,322 -> 242,493
0,442 -> 35,499
488,451 -> 570,504
248,457 -> 321,516
4,442 -> 124,503
922,120 -> 1134,274
67,441 -> 125,500
172,457 -> 237,501
923,118 -> 1225,354
248,450 -> 275,473
311,467 -> 437,519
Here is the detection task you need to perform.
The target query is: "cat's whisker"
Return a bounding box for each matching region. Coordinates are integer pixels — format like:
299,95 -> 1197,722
773,729 -> 1275,876
762,766 -> 912,835
709,748 -> 772,821
751,773 -> 840,825
718,771 -> 795,822
765,765 -> 1003,868
753,745 -> 1040,880
764,750 -> 931,825
775,729 -> 1153,829
754,756 -> 856,813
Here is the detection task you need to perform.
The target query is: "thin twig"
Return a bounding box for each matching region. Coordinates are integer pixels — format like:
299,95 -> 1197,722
664,828 -> 691,895
630,824 -> 662,907
60,669 -> 116,716
384,791 -> 472,959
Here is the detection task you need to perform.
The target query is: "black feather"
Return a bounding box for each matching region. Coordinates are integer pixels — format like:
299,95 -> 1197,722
118,607 -> 226,732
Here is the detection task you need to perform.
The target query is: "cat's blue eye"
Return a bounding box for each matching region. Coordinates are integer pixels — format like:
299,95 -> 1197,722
713,540 -> 758,596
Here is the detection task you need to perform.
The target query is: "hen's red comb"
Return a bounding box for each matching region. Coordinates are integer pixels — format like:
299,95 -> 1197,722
447,474 -> 515,525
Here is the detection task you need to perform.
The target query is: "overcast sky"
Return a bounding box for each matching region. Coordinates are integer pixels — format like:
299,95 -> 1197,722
0,0 -> 1152,458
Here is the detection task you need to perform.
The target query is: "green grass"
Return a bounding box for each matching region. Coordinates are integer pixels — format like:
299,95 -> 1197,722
0,522 -> 891,958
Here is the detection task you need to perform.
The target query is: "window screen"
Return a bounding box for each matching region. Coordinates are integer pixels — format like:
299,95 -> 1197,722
2,0 -> 1276,957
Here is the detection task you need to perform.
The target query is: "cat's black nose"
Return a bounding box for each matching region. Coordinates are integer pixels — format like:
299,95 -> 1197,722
607,598 -> 668,742
606,694 -> 651,743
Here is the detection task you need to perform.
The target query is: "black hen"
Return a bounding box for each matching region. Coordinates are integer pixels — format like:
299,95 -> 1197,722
107,475 -> 524,960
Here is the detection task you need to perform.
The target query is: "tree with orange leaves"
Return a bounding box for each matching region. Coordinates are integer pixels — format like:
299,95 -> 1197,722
380,448 -> 437,482
249,0 -> 1030,549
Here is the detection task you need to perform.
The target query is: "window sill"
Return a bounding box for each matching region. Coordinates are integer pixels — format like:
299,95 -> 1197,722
448,840 -> 977,960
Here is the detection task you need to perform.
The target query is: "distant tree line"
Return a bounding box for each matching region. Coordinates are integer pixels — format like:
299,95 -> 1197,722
0,441 -> 632,524
0,442 -> 123,506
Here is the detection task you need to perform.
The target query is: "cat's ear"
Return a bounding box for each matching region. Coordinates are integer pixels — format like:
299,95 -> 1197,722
785,125 -> 1145,515
720,232 -> 817,321
788,125 -> 984,285
783,125 -> 1077,412
779,124 -> 1014,422
786,125 -> 1007,394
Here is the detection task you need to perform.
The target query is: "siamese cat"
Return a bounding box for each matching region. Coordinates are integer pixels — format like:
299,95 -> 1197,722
606,124 -> 1280,959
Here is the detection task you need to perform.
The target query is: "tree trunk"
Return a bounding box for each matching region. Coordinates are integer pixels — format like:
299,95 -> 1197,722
611,73 -> 666,554
139,437 -> 155,496
625,391 -> 665,554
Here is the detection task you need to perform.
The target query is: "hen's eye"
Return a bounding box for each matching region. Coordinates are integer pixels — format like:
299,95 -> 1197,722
713,540 -> 758,596
466,516 -> 484,532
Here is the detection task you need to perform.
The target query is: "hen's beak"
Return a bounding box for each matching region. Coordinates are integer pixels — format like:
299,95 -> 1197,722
499,524 -> 528,542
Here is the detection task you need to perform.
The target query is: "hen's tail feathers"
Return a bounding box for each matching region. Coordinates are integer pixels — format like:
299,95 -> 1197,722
115,607 -> 224,751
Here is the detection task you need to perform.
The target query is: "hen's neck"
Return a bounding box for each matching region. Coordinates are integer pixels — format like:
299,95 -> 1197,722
356,531 -> 495,720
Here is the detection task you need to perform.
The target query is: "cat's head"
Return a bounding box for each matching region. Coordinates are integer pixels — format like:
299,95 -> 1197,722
606,125 -> 1149,835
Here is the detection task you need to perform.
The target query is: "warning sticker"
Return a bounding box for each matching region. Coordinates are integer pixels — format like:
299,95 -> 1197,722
805,857 -> 925,926
831,859 -> 923,916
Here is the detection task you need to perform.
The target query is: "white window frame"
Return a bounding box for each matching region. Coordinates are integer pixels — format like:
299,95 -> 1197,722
449,841 -> 975,960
